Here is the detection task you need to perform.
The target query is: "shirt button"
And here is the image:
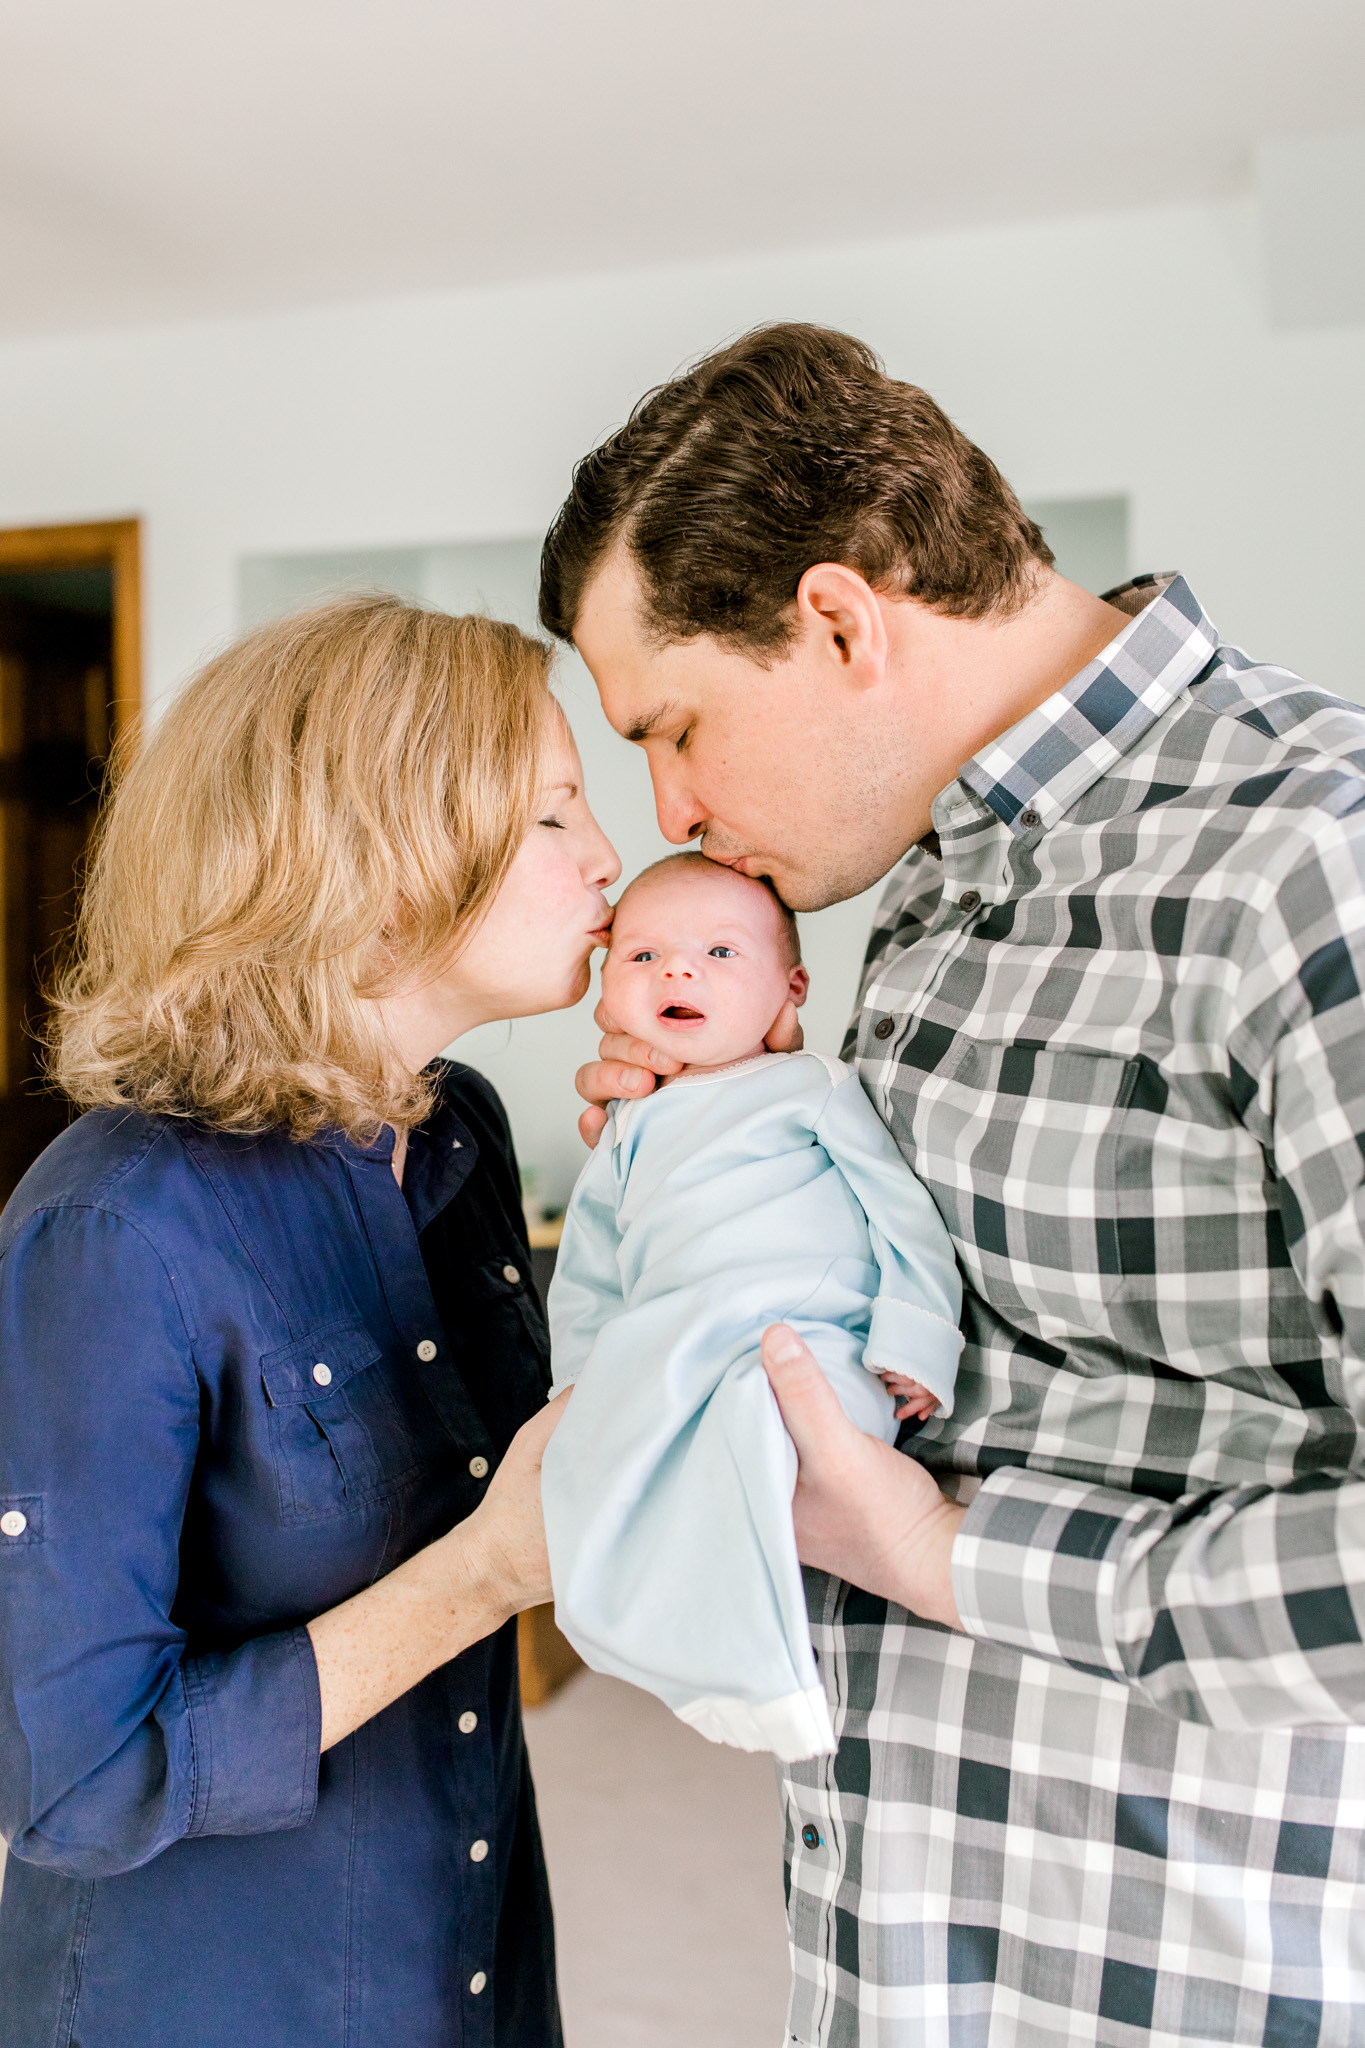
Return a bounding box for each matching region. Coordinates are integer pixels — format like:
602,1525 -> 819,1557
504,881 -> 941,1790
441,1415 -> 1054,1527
458,1710 -> 478,1734
502,1264 -> 520,1285
469,1455 -> 490,1479
801,1823 -> 823,1850
416,1339 -> 438,1362
470,1838 -> 489,1862
1,1511 -> 27,1537
873,1016 -> 895,1040
469,1972 -> 487,1995
451,1138 -> 462,1149
1019,807 -> 1042,830
959,889 -> 983,913
311,1362 -> 332,1386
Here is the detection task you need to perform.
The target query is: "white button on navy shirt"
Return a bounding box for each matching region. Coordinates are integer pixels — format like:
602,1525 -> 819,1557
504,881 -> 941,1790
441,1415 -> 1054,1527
416,1339 -> 437,1362
1,1511 -> 26,1537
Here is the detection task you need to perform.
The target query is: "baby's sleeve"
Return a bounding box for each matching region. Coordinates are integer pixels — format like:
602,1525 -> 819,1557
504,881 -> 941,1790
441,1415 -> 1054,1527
813,1069 -> 964,1414
545,1118 -> 627,1396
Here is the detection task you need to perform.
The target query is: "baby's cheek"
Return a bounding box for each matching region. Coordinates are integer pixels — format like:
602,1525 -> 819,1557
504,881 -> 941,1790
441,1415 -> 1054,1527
600,962 -> 648,1035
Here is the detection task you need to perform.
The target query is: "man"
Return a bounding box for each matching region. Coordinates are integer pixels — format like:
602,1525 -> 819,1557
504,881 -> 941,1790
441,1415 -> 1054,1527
540,323 -> 1365,2047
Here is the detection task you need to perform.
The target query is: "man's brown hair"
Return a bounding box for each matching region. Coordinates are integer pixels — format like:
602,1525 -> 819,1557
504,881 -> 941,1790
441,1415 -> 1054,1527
539,322 -> 1053,658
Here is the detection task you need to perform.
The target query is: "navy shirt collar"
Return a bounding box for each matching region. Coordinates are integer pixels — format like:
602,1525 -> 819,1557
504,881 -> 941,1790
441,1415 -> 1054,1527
319,1072 -> 480,1237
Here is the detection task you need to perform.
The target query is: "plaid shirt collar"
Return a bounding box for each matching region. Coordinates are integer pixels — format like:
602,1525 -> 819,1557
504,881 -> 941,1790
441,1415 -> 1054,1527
948,572 -> 1220,836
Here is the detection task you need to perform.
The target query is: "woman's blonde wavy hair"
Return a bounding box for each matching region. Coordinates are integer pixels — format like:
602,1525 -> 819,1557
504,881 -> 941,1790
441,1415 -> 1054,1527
49,595 -> 550,1141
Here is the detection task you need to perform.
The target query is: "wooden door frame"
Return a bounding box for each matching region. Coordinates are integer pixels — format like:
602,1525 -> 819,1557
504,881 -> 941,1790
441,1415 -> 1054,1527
0,519 -> 142,737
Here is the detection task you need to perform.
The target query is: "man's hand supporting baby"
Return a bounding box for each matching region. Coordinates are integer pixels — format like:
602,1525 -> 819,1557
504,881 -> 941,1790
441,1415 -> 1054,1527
573,993 -> 805,1146
760,1323 -> 965,1632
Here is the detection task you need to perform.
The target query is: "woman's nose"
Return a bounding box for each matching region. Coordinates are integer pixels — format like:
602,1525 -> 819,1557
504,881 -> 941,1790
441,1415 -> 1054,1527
585,822 -> 621,890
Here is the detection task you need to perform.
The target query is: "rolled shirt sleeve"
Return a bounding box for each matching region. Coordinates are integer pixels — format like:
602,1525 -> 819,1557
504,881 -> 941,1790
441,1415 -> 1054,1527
0,1204 -> 320,1878
953,812 -> 1365,1732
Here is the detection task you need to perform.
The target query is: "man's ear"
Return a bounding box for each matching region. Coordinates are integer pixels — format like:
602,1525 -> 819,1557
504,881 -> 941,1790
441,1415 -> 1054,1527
794,563 -> 888,688
788,964 -> 810,1009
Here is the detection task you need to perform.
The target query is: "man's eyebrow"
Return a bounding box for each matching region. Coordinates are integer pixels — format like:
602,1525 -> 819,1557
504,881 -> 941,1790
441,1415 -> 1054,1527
622,701 -> 682,745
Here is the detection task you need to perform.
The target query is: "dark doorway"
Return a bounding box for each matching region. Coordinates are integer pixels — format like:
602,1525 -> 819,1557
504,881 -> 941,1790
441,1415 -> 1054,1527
0,523 -> 141,1205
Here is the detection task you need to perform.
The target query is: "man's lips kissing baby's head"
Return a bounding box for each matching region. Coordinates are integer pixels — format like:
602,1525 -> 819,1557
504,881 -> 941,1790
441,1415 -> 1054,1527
600,853 -> 808,1075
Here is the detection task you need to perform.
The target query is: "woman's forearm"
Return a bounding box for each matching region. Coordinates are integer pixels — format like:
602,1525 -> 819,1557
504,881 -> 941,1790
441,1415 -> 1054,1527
306,1393 -> 565,1751
308,1521 -> 512,1751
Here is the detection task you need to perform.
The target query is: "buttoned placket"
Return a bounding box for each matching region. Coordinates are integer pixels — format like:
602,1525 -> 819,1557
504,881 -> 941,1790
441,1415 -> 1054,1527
857,783 -> 1017,1092
339,1123 -> 503,2034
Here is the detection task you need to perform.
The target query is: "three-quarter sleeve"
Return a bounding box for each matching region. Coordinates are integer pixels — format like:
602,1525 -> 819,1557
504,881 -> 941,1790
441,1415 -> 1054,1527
0,1204 -> 320,1878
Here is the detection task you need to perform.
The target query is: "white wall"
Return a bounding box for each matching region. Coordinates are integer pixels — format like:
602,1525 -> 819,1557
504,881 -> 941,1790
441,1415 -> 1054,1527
1,197 -> 1361,1197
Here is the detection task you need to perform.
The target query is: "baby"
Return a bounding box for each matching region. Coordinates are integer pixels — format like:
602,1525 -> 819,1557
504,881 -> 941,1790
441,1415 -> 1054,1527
540,853 -> 963,1760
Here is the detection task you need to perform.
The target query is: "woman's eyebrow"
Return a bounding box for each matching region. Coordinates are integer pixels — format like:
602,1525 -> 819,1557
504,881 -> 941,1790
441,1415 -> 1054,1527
543,781 -> 579,799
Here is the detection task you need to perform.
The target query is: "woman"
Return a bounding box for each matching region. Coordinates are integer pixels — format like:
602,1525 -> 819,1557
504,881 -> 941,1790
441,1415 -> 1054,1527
0,597 -> 619,2047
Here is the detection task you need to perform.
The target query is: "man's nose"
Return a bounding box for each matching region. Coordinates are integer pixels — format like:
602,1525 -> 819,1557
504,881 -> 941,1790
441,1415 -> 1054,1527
649,762 -> 706,847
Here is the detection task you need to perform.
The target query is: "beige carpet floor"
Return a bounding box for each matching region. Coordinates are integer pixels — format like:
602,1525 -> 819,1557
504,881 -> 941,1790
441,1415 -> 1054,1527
524,1668 -> 792,2048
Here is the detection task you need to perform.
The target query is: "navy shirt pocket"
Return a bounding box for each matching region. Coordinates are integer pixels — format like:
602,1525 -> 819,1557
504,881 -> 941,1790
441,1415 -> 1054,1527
260,1317 -> 417,1520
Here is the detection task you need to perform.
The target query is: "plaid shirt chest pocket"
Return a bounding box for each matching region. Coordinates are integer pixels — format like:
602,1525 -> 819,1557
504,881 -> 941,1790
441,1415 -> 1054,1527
892,1036 -> 1165,1337
260,1318 -> 424,1521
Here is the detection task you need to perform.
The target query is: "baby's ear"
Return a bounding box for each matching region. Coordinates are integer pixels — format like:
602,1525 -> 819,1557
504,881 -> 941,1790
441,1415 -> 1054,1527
788,963 -> 810,1009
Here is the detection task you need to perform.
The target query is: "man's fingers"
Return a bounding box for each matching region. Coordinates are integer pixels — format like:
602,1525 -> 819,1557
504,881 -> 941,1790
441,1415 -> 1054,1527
765,999 -> 805,1054
578,1103 -> 609,1148
574,1058 -> 653,1107
761,1323 -> 855,1459
598,1031 -> 685,1075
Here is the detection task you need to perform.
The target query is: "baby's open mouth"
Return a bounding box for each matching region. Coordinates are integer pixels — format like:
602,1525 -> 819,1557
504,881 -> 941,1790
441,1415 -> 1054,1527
659,1004 -> 705,1022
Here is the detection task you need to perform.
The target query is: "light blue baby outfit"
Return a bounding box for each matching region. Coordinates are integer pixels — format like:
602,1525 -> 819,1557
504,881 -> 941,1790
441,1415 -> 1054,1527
542,1050 -> 963,1761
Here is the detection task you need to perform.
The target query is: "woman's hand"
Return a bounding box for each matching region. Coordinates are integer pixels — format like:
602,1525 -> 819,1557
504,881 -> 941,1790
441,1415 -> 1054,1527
760,1324 -> 965,1629
574,995 -> 806,1146
309,1392 -> 570,1750
460,1392 -> 566,1621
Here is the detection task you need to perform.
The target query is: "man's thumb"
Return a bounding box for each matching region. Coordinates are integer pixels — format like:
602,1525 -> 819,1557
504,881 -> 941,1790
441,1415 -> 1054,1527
761,1324 -> 845,1455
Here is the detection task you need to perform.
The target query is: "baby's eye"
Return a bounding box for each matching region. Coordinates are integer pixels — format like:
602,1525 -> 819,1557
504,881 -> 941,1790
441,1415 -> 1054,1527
708,946 -> 737,959
629,949 -> 659,963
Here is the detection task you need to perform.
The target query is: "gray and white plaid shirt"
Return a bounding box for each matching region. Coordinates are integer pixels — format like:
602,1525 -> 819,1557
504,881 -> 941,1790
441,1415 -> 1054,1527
783,574 -> 1365,2048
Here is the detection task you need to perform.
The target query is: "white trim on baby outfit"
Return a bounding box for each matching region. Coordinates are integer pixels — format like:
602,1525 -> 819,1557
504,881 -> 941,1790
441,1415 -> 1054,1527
674,1682 -> 836,1761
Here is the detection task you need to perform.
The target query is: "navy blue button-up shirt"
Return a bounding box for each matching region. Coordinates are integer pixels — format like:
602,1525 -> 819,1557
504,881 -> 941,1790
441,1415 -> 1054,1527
0,1064 -> 560,2048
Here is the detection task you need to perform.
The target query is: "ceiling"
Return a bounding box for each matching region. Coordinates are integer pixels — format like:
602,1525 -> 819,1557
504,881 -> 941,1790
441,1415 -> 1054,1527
1,0 -> 1361,339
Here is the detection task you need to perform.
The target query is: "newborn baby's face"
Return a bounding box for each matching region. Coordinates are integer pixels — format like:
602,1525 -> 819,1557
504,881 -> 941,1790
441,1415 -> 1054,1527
601,863 -> 808,1071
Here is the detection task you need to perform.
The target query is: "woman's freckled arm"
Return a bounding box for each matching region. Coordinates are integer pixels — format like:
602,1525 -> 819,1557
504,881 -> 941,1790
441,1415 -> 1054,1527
307,1394 -> 566,1750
